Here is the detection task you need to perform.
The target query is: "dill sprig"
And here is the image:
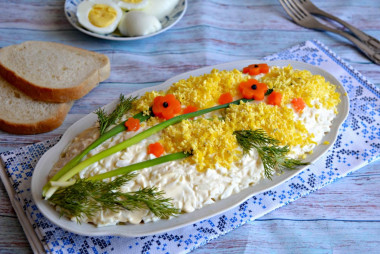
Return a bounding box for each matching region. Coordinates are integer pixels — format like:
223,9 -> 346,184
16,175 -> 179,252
234,130 -> 309,179
42,95 -> 145,197
95,94 -> 137,135
48,173 -> 179,222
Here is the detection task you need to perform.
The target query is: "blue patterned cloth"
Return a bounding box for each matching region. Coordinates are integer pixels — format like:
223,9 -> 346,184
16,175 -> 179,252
1,40 -> 379,253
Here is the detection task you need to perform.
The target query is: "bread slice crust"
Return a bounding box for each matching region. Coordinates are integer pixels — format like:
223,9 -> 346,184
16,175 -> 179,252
0,41 -> 110,103
0,76 -> 73,135
0,102 -> 72,135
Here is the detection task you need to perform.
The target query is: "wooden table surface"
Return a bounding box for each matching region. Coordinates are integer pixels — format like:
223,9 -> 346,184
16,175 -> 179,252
0,0 -> 379,253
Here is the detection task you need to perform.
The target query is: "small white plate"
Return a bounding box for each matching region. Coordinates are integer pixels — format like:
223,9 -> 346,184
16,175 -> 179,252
64,0 -> 187,41
31,60 -> 349,237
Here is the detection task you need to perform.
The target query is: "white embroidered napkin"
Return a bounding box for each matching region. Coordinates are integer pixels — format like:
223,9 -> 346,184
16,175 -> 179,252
0,40 -> 379,253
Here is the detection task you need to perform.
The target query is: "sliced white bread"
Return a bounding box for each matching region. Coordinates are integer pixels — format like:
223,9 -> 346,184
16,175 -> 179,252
0,41 -> 110,103
0,75 -> 73,134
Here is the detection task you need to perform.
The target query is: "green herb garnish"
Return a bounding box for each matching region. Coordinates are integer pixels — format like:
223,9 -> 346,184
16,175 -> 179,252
48,152 -> 190,220
265,88 -> 274,96
234,130 -> 309,179
42,96 -> 151,197
95,94 -> 136,135
49,173 -> 180,222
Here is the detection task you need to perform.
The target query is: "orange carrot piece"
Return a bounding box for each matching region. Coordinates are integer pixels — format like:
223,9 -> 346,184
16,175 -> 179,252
183,105 -> 198,114
291,98 -> 306,112
267,91 -> 282,106
218,92 -> 233,104
148,142 -> 165,157
124,117 -> 140,131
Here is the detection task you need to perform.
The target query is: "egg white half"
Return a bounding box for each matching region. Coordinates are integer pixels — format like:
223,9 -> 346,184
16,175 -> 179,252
141,0 -> 179,20
113,0 -> 149,10
118,11 -> 162,36
77,0 -> 123,34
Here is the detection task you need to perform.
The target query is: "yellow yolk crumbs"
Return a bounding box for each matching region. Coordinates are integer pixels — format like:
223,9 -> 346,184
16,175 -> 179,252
225,102 -> 316,147
88,4 -> 118,28
133,90 -> 164,116
260,65 -> 340,110
161,102 -> 316,172
161,117 -> 241,172
123,0 -> 144,3
166,69 -> 248,109
131,65 -> 340,172
133,69 -> 249,114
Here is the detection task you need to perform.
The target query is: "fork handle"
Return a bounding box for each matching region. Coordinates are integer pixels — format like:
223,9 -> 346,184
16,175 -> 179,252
320,25 -> 380,64
311,8 -> 380,50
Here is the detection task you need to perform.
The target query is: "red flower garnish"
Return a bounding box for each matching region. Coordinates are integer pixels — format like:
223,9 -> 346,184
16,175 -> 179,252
183,105 -> 198,114
242,63 -> 269,76
291,98 -> 306,112
152,94 -> 181,120
238,79 -> 268,100
148,142 -> 165,157
124,117 -> 140,131
218,92 -> 233,104
267,91 -> 282,106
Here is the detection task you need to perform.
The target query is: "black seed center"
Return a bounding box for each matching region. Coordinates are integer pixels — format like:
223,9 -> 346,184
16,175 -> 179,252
254,64 -> 259,68
163,102 -> 169,108
251,84 -> 257,90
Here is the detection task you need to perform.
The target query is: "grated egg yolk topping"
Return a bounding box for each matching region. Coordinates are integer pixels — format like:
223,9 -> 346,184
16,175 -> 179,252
166,69 -> 249,109
161,117 -> 241,172
225,102 -> 316,147
133,69 -> 249,115
131,65 -> 340,172
133,90 -> 164,116
260,65 -> 341,110
161,101 -> 316,172
122,0 -> 144,3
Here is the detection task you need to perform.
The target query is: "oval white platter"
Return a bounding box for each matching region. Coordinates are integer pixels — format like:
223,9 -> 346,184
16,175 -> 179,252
64,0 -> 187,41
31,60 -> 349,237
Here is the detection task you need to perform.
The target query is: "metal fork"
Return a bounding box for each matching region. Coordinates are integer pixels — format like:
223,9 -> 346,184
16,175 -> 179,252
299,0 -> 380,50
279,0 -> 380,65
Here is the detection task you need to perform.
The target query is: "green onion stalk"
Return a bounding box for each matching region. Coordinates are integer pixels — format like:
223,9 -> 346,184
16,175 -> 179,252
48,153 -> 191,220
49,152 -> 191,188
41,111 -> 150,196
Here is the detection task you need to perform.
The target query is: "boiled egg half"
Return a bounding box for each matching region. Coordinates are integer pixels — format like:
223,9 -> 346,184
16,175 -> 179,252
141,0 -> 179,20
77,0 -> 123,34
118,11 -> 162,36
113,0 -> 149,10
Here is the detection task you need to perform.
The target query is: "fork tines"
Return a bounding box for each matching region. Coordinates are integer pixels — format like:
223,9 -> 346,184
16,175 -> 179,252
279,0 -> 309,22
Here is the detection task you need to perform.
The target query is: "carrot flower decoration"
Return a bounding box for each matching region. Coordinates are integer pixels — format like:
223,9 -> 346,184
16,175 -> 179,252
152,94 -> 181,120
242,63 -> 269,76
238,79 -> 268,100
124,117 -> 140,131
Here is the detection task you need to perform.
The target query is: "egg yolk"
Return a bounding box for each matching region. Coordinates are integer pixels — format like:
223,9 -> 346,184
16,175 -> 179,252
122,0 -> 144,3
88,4 -> 118,28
